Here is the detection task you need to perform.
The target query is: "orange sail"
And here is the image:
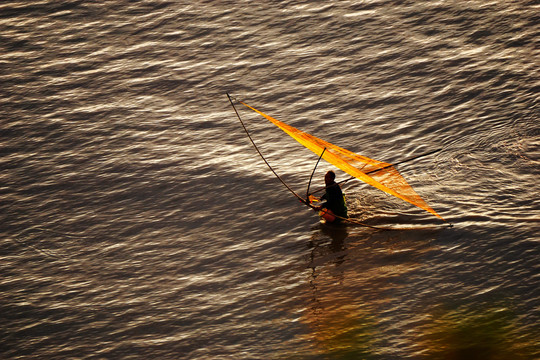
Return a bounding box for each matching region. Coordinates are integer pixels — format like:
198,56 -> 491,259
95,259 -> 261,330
239,100 -> 444,220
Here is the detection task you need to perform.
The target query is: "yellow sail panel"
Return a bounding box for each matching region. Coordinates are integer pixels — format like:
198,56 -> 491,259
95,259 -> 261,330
240,101 -> 444,220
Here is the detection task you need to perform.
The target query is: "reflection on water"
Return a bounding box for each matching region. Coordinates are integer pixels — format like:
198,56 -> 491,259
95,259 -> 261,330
303,302 -> 377,359
307,223 -> 349,270
292,226 -> 537,359
418,303 -> 535,360
297,226 -> 426,358
301,224 -> 375,358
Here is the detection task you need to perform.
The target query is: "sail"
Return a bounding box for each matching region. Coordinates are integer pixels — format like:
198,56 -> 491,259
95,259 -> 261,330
239,100 -> 444,220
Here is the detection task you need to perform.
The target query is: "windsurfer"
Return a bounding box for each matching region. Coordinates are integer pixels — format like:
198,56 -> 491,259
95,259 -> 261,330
316,171 -> 348,222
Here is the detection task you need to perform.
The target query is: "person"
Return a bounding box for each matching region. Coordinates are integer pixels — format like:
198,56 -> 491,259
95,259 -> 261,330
316,170 -> 348,222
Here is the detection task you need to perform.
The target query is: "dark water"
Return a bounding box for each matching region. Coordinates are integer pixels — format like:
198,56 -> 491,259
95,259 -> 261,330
1,1 -> 539,359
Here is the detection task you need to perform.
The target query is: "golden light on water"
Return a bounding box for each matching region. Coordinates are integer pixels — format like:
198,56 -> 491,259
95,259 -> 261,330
417,304 -> 535,360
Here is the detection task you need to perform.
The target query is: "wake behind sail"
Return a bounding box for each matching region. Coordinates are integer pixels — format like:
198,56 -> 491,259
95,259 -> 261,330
235,98 -> 445,221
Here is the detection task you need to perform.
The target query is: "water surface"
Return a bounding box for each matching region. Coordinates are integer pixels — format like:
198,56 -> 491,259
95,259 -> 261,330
1,1 -> 538,359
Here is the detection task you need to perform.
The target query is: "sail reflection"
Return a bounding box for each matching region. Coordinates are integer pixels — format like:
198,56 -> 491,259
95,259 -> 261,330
292,227 -> 534,359
417,304 -> 535,360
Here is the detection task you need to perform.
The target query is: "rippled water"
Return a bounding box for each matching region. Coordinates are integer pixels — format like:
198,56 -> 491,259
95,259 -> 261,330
1,1 -> 539,359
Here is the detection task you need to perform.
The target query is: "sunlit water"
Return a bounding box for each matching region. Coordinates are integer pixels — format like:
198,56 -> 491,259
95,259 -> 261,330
1,1 -> 538,359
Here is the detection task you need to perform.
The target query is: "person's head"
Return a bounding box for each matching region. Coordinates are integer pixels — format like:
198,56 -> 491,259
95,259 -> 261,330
325,170 -> 336,185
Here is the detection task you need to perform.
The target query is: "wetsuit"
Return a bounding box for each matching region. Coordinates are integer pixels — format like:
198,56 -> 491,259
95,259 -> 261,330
321,182 -> 348,220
